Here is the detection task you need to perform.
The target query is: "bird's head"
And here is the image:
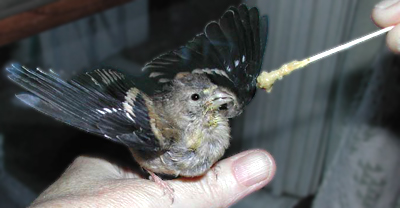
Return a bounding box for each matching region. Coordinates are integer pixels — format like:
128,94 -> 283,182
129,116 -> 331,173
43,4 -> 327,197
160,73 -> 241,127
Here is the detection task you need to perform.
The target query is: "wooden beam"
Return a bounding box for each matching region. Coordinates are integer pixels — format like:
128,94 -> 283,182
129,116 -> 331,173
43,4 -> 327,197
0,0 -> 133,47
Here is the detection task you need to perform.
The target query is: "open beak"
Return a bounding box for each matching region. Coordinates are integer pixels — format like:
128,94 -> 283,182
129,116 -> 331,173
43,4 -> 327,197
209,90 -> 234,108
206,89 -> 239,118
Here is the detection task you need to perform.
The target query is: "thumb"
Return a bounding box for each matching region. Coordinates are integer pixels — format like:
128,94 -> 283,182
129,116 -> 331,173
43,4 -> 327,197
170,149 -> 276,208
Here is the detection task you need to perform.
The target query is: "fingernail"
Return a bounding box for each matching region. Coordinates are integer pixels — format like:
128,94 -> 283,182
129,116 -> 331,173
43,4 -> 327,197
233,152 -> 273,187
375,0 -> 399,9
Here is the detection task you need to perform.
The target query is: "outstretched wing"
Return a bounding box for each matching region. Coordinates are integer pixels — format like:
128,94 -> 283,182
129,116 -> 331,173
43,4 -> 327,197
7,63 -> 162,152
142,4 -> 268,107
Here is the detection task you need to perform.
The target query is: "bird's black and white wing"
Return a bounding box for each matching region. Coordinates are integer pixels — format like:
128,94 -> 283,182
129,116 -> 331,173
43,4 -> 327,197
142,4 -> 268,107
7,63 -> 162,152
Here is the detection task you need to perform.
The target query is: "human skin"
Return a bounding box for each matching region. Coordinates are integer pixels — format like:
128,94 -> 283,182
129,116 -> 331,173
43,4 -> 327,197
30,149 -> 276,208
373,0 -> 400,53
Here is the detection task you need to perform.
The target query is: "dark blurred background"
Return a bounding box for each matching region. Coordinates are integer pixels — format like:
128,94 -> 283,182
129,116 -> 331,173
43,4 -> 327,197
1,0 -> 399,208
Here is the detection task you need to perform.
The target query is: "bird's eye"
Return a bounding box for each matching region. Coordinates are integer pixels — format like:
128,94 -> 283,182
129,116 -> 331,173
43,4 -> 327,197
191,93 -> 200,101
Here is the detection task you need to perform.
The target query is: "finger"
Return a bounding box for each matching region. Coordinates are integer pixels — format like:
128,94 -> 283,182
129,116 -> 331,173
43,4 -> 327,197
170,149 -> 276,208
386,24 -> 400,53
54,156 -> 140,183
32,151 -> 275,208
31,156 -> 140,206
373,0 -> 400,27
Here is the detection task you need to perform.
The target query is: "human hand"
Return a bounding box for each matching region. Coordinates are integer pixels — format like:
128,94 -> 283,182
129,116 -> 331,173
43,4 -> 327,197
30,149 -> 275,208
373,0 -> 400,53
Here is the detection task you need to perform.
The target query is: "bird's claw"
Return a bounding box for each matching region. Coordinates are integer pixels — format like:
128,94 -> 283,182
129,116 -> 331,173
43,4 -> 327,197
148,171 -> 175,204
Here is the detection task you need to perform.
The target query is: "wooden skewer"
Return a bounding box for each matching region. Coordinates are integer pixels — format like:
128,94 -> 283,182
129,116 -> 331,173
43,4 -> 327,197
257,26 -> 394,92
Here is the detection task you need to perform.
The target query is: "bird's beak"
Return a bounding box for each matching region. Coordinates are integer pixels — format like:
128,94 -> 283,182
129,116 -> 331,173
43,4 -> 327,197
209,90 -> 233,108
205,89 -> 239,118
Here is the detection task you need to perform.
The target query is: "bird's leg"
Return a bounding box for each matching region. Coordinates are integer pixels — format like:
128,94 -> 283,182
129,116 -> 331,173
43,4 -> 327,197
147,170 -> 175,203
212,164 -> 221,180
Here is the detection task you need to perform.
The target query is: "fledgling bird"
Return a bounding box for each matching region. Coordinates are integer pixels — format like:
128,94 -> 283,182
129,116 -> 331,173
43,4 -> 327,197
7,4 -> 268,179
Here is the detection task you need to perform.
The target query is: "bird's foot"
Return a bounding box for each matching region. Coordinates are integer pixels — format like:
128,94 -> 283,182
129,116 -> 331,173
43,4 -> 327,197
148,171 -> 175,203
212,164 -> 221,180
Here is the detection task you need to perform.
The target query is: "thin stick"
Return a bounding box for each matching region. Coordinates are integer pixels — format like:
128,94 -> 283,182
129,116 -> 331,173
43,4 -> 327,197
257,26 -> 394,92
310,26 -> 394,62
